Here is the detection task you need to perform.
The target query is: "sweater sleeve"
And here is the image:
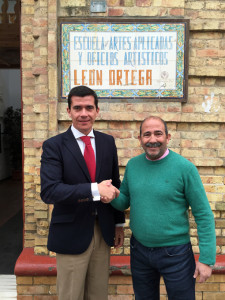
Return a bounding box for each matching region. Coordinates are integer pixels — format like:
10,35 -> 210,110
111,164 -> 130,211
184,164 -> 216,265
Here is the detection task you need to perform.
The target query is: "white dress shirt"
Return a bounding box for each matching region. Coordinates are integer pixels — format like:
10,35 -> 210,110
71,125 -> 100,201
71,125 -> 125,227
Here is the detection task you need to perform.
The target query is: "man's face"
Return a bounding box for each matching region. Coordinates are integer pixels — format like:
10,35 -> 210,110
67,95 -> 99,135
138,118 -> 171,160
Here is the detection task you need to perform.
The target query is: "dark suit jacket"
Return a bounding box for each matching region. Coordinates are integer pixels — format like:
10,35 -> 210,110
40,127 -> 125,254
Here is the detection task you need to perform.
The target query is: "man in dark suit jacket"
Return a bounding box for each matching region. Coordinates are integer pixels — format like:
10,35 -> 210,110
40,86 -> 125,300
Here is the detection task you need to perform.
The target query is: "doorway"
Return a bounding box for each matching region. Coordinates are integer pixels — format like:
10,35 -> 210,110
0,0 -> 23,275
0,69 -> 23,274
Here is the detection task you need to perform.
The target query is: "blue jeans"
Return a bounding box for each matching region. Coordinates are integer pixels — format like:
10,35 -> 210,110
130,235 -> 196,300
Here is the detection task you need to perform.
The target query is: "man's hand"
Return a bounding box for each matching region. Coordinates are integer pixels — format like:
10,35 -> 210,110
114,226 -> 124,248
98,180 -> 120,203
193,261 -> 212,283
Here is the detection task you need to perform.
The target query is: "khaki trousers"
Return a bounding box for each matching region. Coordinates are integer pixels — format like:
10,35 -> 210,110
56,220 -> 111,300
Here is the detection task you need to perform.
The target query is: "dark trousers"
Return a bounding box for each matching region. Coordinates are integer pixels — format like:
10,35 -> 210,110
130,235 -> 196,300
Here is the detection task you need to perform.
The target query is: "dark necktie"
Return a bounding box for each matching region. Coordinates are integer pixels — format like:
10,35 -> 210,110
80,136 -> 96,182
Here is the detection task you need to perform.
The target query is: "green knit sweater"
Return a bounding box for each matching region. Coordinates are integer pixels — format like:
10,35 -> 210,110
111,150 -> 216,265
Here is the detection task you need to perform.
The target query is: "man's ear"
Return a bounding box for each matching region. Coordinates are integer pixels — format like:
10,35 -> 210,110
67,107 -> 71,117
166,133 -> 171,144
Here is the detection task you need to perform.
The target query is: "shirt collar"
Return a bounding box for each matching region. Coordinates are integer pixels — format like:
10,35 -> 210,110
71,125 -> 95,139
146,148 -> 169,161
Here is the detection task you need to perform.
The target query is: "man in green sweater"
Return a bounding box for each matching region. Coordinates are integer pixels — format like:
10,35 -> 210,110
107,116 -> 216,300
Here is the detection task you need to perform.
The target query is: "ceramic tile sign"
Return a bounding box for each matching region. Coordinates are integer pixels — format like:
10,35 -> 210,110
61,20 -> 189,101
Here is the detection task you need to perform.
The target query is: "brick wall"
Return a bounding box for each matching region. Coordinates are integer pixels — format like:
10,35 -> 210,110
19,0 -> 225,298
16,274 -> 225,300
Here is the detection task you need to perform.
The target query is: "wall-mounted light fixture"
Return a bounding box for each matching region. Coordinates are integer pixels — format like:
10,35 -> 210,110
90,0 -> 107,13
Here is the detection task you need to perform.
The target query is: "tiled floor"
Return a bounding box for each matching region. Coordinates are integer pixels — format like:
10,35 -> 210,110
0,275 -> 17,299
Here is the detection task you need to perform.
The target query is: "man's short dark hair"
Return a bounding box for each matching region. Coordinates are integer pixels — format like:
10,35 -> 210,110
68,86 -> 99,109
140,116 -> 169,136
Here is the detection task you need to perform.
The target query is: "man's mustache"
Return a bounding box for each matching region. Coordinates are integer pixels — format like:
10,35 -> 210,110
145,142 -> 161,148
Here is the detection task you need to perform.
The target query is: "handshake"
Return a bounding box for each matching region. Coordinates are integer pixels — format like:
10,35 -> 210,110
98,180 -> 120,203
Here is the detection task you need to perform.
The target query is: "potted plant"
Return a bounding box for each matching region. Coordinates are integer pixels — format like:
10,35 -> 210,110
3,106 -> 22,177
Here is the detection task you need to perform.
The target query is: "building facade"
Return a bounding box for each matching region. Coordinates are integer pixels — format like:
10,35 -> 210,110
15,0 -> 225,299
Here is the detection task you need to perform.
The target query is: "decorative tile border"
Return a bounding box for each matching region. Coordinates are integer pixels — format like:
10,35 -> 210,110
60,19 -> 189,101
